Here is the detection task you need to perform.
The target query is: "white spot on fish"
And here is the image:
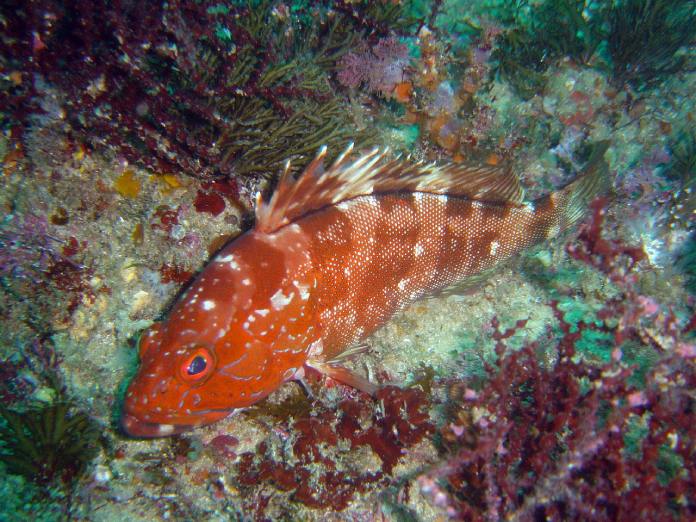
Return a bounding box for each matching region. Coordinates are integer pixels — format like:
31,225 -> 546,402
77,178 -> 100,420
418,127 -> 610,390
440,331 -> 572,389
282,367 -> 298,380
202,300 -> 216,310
270,289 -> 294,310
414,244 -> 424,257
490,241 -> 499,256
293,280 -> 310,300
256,309 -> 270,317
158,424 -> 175,436
241,278 -> 251,286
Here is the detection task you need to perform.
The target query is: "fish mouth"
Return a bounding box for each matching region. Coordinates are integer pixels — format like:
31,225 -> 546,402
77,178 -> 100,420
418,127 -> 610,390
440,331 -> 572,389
121,409 -> 233,438
121,412 -> 195,438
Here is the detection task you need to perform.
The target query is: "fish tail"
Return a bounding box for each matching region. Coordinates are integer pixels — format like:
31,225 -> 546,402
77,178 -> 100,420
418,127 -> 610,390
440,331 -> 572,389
533,140 -> 611,238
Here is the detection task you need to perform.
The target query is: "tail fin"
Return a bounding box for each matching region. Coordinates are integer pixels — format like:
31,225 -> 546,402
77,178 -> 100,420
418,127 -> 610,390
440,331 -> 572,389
534,141 -> 611,237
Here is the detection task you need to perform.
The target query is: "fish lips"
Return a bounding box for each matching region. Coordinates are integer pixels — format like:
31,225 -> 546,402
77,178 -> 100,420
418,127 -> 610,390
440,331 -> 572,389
120,412 -> 194,438
120,410 -> 232,438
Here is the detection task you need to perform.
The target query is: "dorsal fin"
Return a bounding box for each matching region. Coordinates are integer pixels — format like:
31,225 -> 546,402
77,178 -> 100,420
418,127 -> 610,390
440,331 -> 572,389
255,144 -> 525,233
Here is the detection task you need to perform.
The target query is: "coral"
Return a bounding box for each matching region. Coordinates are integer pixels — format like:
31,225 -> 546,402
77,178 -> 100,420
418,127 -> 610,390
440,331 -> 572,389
236,386 -> 433,515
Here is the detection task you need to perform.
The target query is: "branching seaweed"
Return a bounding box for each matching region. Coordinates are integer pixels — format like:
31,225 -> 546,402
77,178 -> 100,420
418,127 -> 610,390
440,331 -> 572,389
1,0 -> 393,181
0,401 -> 100,488
607,0 -> 696,90
492,0 -> 605,99
492,0 -> 695,98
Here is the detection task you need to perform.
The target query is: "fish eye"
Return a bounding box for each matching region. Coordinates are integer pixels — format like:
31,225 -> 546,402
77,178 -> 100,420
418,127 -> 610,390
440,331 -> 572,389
179,347 -> 214,383
187,356 -> 207,375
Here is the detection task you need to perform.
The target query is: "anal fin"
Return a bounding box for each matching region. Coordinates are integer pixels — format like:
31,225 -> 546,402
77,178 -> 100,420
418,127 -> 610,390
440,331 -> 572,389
306,343 -> 378,396
306,361 -> 378,396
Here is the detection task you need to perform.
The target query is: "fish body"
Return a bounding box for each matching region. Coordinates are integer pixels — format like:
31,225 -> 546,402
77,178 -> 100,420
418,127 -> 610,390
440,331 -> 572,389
122,143 -> 608,437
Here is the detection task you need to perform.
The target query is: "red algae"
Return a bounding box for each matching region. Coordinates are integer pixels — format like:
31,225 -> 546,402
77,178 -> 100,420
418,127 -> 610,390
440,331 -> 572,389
159,263 -> 193,285
151,206 -> 180,235
236,386 -> 433,514
193,190 -> 226,217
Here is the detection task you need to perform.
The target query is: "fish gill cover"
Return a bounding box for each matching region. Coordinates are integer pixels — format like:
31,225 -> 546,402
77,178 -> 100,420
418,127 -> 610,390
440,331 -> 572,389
0,0 -> 694,520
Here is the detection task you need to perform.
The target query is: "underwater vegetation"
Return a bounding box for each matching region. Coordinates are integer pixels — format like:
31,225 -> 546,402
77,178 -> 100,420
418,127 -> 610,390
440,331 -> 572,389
424,305 -> 695,520
677,235 -> 696,295
492,0 -> 696,98
0,0 -> 693,519
0,209 -> 93,350
419,202 -> 696,520
664,126 -> 696,227
607,0 -> 696,91
492,0 -> 605,98
0,337 -> 101,519
0,0 -> 426,181
237,385 -> 433,513
0,401 -> 100,488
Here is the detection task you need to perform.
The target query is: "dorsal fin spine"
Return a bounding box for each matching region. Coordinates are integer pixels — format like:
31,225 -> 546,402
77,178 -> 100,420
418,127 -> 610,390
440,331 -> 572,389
255,144 -> 526,233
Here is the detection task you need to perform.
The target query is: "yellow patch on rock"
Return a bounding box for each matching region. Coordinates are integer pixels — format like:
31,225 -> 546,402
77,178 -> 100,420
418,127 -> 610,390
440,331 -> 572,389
114,169 -> 141,198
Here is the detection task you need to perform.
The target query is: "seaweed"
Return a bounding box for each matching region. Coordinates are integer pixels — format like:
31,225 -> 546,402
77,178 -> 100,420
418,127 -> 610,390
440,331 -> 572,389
0,401 -> 100,488
493,0 -> 695,98
664,126 -> 696,192
492,0 -> 605,99
676,233 -> 696,295
333,0 -> 425,36
606,0 -> 696,90
662,125 -> 696,234
1,0 -> 389,181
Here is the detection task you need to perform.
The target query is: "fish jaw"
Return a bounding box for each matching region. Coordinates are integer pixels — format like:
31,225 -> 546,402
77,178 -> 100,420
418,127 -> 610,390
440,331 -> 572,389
120,408 -> 232,438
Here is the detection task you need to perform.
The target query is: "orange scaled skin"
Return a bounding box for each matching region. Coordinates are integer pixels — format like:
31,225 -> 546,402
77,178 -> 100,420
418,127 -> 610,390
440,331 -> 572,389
122,144 -> 607,437
122,224 -> 319,437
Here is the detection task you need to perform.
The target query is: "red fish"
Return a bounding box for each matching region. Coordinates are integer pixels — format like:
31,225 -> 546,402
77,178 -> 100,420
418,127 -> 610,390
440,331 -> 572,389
122,142 -> 608,437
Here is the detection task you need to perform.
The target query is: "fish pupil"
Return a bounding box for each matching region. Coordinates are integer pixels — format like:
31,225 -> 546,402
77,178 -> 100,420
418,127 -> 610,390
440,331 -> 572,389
187,355 -> 207,375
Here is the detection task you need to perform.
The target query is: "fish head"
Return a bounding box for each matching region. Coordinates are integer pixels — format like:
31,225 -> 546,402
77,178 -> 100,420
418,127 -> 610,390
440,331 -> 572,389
122,228 -> 317,437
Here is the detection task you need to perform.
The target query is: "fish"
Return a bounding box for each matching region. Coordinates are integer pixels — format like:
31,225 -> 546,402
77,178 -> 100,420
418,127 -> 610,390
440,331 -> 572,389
122,142 -> 609,437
